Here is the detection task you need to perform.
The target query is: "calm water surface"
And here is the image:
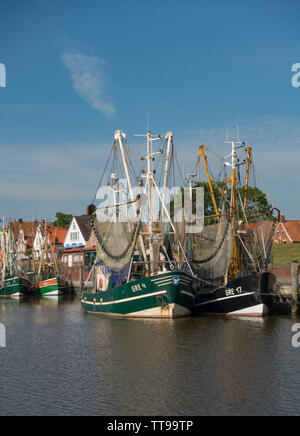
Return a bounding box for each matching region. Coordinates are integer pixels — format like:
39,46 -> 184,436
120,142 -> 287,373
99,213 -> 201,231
0,296 -> 299,416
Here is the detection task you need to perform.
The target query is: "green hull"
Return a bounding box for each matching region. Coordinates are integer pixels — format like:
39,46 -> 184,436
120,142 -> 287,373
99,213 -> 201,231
81,271 -> 197,318
30,277 -> 66,296
0,277 -> 32,298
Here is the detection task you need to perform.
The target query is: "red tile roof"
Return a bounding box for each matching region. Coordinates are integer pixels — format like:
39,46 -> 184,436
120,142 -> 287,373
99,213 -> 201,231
281,221 -> 300,243
10,221 -> 41,249
48,227 -> 68,245
9,222 -> 68,249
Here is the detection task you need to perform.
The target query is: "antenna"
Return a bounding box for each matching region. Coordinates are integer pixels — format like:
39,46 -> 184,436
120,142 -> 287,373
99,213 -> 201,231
236,123 -> 240,142
147,114 -> 150,133
226,126 -> 229,142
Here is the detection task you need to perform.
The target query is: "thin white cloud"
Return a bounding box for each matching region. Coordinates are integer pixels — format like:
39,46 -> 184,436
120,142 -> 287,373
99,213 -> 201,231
61,52 -> 116,118
0,142 -> 111,220
0,116 -> 299,220
175,116 -> 300,219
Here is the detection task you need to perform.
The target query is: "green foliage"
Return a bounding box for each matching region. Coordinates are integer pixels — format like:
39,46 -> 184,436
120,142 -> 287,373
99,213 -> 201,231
54,212 -> 73,228
166,181 -> 272,224
196,182 -> 272,221
241,186 -> 272,220
194,181 -> 229,217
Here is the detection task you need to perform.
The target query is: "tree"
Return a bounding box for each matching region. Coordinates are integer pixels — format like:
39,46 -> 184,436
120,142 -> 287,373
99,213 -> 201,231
54,212 -> 73,228
166,182 -> 272,224
195,182 -> 272,221
240,186 -> 272,221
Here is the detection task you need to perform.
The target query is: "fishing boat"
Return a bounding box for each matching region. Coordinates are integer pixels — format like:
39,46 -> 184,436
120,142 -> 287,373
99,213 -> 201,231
0,277 -> 33,298
81,130 -> 198,318
30,223 -> 68,296
0,220 -> 32,297
189,140 -> 279,317
32,277 -> 67,296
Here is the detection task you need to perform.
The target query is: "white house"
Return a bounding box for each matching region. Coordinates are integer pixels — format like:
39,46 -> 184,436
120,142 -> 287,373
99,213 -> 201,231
60,216 -> 94,268
62,217 -> 90,250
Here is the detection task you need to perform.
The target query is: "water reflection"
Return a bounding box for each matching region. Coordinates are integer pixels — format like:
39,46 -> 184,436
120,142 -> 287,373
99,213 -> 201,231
0,298 -> 299,416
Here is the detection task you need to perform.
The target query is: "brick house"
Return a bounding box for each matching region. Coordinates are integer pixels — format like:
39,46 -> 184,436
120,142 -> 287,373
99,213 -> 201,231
273,219 -> 300,244
59,216 -> 96,268
10,221 -> 41,260
33,223 -> 68,261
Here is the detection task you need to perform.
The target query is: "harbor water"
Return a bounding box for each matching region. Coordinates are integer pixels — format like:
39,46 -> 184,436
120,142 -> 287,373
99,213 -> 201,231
0,296 -> 300,416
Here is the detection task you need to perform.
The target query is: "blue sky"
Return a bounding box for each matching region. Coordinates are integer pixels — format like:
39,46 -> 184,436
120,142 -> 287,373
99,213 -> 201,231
0,0 -> 300,220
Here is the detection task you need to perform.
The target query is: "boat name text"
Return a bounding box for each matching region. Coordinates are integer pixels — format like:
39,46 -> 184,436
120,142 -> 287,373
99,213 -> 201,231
225,287 -> 242,297
131,283 -> 147,293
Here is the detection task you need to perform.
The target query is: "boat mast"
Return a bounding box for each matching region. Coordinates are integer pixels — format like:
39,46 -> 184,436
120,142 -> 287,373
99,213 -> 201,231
198,145 -> 220,221
37,224 -> 45,279
7,222 -> 14,278
225,139 -> 244,278
115,130 -> 149,274
135,131 -> 162,275
162,132 -> 173,199
45,220 -> 49,270
1,217 -> 6,285
243,146 -> 252,211
147,131 -> 155,276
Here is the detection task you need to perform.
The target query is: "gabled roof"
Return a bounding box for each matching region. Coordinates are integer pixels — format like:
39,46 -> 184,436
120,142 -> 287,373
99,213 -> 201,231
49,227 -> 68,245
281,221 -> 300,242
74,216 -> 92,242
36,223 -> 68,245
10,221 -> 41,249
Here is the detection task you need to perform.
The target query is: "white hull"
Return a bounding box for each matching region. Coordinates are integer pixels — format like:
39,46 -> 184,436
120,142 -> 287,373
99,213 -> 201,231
226,303 -> 269,317
11,292 -> 22,298
84,303 -> 191,319
42,290 -> 63,296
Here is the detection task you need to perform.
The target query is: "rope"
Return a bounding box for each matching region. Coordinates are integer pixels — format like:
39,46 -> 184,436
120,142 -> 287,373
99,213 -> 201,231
92,143 -> 115,204
253,167 -> 276,209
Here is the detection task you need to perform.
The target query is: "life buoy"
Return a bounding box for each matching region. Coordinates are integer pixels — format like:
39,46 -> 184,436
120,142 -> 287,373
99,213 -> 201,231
99,278 -> 104,289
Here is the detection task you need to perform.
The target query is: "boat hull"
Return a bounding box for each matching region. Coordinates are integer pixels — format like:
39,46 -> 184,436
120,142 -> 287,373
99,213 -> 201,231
0,277 -> 32,298
31,277 -> 67,296
81,271 -> 197,318
192,272 -> 276,317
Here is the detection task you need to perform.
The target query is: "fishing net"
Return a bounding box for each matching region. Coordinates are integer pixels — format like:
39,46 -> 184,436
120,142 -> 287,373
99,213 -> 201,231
242,218 -> 276,269
190,216 -> 234,279
89,199 -> 142,270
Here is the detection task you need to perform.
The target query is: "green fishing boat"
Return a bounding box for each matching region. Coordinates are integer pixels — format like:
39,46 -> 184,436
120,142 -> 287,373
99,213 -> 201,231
30,277 -> 67,296
81,130 -> 198,318
0,220 -> 33,297
81,271 -> 197,318
0,276 -> 32,298
30,222 -> 70,297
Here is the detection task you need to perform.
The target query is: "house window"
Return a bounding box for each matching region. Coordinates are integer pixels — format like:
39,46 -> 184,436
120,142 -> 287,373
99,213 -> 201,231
70,232 -> 79,241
